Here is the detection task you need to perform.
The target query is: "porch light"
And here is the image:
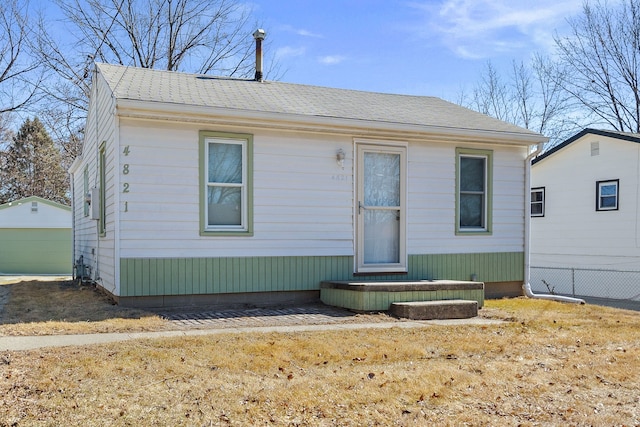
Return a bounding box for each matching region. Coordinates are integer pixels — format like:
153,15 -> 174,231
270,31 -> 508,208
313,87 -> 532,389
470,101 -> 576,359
336,148 -> 346,168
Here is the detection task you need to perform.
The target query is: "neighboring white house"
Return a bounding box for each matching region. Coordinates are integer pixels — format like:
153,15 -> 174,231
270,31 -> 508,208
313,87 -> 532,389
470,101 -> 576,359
530,129 -> 640,301
68,60 -> 546,307
0,196 -> 72,274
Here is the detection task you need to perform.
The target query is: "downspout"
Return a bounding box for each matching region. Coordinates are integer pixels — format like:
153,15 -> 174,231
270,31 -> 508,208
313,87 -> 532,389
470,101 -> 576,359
523,143 -> 585,304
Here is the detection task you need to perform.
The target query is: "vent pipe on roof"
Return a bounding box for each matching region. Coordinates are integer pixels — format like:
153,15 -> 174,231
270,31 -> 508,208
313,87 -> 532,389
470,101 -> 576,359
253,29 -> 266,82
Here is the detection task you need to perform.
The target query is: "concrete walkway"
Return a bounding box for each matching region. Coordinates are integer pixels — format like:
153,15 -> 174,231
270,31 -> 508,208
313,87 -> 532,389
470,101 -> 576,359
0,316 -> 501,352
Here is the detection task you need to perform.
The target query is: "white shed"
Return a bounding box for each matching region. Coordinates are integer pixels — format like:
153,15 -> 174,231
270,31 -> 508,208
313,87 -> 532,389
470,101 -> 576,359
0,196 -> 72,274
69,61 -> 546,307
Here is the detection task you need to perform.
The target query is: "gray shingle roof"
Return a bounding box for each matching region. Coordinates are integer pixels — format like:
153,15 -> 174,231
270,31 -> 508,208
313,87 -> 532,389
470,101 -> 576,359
97,62 -> 543,139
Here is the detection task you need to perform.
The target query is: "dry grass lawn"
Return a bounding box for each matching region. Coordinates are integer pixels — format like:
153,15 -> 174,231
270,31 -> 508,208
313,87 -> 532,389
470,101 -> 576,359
0,279 -> 168,336
0,280 -> 639,426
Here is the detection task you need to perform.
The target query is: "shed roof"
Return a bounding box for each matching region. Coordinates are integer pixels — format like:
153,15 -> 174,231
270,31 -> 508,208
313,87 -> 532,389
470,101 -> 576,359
96,63 -> 545,144
0,196 -> 70,212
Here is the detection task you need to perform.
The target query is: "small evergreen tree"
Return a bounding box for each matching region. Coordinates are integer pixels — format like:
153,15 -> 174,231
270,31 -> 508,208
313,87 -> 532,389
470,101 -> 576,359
0,117 -> 69,204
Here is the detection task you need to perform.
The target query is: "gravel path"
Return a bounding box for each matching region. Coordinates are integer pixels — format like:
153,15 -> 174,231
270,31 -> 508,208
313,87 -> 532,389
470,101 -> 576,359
157,304 -> 395,329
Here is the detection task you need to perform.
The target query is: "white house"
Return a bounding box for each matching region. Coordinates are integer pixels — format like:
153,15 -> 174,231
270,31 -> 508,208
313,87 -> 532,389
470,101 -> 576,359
530,129 -> 640,301
0,196 -> 72,274
69,59 -> 546,307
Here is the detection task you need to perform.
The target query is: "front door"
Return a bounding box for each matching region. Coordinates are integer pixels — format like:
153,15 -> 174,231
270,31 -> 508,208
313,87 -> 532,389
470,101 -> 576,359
356,143 -> 407,273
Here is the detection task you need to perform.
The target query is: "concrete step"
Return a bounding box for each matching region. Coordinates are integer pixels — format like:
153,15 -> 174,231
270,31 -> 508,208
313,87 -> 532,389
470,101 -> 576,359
389,299 -> 478,320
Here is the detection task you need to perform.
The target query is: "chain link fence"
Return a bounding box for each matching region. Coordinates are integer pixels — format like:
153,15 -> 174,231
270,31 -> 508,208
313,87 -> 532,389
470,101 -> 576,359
530,266 -> 640,303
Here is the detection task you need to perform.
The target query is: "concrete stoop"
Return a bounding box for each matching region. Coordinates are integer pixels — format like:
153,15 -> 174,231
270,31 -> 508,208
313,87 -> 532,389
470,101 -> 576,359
390,299 -> 478,320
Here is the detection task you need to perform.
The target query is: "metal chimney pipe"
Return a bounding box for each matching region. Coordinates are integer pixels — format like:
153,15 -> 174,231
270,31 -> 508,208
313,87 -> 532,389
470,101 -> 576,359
253,29 -> 266,81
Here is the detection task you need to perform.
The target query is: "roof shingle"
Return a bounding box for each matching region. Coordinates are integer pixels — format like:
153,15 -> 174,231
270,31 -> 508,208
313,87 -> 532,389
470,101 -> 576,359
97,62 -> 543,138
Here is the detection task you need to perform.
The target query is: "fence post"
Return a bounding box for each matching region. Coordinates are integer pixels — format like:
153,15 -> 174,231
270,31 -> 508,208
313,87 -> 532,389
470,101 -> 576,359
572,268 -> 575,296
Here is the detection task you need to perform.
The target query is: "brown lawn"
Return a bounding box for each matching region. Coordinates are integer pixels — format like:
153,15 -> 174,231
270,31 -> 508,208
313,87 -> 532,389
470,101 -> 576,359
0,280 -> 638,426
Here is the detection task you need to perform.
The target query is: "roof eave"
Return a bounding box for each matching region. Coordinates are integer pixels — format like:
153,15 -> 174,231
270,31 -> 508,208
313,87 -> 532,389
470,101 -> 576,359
69,154 -> 83,174
532,128 -> 640,165
0,195 -> 71,211
115,98 -> 548,146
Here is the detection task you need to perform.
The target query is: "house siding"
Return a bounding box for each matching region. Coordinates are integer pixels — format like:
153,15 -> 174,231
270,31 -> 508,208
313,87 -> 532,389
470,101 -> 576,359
531,133 -> 640,270
120,252 -> 523,297
96,117 -> 529,299
408,144 -> 526,253
117,120 -> 527,259
117,121 -> 354,258
71,71 -> 118,294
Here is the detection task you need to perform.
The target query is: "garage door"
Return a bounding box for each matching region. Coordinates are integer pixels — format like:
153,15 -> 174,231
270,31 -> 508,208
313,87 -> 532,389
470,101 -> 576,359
0,228 -> 71,274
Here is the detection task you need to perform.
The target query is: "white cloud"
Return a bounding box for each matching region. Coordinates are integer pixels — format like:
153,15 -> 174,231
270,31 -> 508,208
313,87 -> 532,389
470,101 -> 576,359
296,29 -> 323,38
280,24 -> 323,38
275,46 -> 307,60
410,0 -> 584,59
318,55 -> 347,65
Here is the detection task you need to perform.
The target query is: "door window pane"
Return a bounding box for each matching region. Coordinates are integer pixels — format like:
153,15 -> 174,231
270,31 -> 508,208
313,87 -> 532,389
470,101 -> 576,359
364,152 -> 400,207
364,210 -> 400,264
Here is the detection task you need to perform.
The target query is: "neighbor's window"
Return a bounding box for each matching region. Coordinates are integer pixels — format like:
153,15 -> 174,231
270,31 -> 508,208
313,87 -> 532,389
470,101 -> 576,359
200,132 -> 253,235
531,187 -> 545,217
456,148 -> 493,234
596,179 -> 619,211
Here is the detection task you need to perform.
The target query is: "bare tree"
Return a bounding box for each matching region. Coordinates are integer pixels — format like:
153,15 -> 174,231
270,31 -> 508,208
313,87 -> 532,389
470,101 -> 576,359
460,56 -> 578,148
555,0 -> 640,132
466,62 -> 514,123
35,0 -> 258,108
31,0 -> 263,164
0,0 -> 42,114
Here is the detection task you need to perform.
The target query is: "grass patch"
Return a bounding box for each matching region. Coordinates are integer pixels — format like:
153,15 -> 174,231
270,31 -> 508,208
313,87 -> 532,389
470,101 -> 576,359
0,280 -> 168,336
1,297 -> 638,425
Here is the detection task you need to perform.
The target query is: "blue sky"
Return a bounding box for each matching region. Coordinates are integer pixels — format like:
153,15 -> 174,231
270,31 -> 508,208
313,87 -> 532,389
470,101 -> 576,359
251,0 -> 587,101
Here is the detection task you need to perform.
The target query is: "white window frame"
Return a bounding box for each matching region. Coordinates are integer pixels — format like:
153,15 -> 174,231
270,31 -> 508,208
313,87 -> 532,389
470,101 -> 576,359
205,138 -> 247,231
531,187 -> 545,217
456,148 -> 492,234
596,179 -> 619,211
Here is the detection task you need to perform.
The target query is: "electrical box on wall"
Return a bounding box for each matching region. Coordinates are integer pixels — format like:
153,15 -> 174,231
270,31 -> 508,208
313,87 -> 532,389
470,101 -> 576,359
90,187 -> 100,220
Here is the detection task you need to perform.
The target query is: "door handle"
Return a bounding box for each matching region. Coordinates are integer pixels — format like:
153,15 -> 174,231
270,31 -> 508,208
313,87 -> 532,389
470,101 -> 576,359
358,201 -> 366,214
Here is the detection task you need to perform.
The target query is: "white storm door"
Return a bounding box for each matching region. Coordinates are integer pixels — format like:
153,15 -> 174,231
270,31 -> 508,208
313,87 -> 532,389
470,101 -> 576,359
356,143 -> 407,273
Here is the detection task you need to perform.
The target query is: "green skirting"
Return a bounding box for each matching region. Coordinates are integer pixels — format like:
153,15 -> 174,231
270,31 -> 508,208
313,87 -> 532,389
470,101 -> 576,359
119,252 -> 523,297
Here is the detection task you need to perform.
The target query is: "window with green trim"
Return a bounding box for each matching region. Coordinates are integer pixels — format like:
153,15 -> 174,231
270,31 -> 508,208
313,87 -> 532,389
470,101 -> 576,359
98,142 -> 106,236
456,148 -> 492,234
199,131 -> 253,235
